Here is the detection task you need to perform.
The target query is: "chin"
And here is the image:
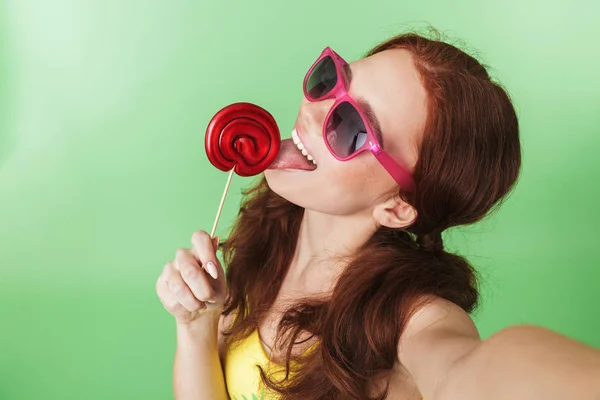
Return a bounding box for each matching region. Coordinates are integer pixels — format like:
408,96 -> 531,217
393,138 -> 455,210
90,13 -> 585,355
264,168 -> 306,205
264,168 -> 352,215
264,168 -> 320,210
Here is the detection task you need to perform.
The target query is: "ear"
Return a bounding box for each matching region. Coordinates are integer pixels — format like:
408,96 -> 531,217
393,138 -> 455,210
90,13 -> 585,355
372,194 -> 417,229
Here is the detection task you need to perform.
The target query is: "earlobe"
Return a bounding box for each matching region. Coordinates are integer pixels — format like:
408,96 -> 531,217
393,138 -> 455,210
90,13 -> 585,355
373,197 -> 417,229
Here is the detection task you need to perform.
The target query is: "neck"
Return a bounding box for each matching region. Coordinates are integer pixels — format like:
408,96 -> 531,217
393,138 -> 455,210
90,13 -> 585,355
287,208 -> 377,292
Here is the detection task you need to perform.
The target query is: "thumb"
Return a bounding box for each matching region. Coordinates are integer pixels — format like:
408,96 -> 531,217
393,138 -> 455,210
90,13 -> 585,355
212,236 -> 220,251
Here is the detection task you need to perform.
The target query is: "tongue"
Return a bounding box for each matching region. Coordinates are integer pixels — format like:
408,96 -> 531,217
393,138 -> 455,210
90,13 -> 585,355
268,139 -> 317,171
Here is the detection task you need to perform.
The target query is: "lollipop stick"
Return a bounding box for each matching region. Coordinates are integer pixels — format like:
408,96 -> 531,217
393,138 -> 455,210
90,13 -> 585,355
211,168 -> 235,238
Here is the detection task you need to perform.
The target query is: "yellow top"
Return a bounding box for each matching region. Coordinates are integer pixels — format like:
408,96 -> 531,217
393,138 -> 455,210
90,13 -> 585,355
224,329 -> 291,400
224,329 -> 424,400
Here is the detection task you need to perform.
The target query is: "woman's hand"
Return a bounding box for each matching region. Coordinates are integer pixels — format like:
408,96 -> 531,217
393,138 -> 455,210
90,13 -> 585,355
156,230 -> 227,325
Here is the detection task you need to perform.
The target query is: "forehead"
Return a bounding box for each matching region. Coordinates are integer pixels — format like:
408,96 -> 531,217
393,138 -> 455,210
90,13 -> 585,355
347,49 -> 428,169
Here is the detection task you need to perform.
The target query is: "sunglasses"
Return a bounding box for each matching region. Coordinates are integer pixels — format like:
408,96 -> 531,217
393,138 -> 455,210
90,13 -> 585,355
303,47 -> 415,192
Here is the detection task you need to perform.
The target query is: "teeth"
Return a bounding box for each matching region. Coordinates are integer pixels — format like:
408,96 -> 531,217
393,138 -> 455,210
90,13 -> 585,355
291,129 -> 317,165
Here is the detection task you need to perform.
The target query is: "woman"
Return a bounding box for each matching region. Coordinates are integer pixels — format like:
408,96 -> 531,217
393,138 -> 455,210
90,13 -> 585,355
156,31 -> 600,400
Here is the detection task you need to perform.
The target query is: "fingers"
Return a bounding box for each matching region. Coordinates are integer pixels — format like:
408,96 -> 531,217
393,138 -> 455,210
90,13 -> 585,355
175,248 -> 216,302
155,230 -> 226,322
191,230 -> 222,280
158,262 -> 205,314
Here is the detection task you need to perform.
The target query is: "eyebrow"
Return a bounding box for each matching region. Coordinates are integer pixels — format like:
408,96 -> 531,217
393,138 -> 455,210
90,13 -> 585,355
343,64 -> 385,148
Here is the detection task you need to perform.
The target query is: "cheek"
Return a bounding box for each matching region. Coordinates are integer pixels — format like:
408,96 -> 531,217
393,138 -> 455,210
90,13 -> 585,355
332,156 -> 398,202
326,154 -> 377,186
318,156 -> 388,204
327,161 -> 367,190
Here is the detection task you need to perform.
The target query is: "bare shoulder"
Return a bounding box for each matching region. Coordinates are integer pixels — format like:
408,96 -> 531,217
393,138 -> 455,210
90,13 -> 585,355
401,296 -> 480,347
392,296 -> 482,400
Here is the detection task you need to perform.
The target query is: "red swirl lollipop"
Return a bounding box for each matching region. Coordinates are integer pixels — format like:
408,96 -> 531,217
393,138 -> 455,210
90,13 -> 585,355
204,102 -> 281,237
205,102 -> 280,177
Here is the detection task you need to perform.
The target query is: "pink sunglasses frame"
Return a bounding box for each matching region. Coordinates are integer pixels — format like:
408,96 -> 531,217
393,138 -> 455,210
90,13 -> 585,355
302,47 -> 416,192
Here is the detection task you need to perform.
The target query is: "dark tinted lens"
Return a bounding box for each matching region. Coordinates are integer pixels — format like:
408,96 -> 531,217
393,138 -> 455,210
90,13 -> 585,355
306,56 -> 337,99
325,102 -> 368,158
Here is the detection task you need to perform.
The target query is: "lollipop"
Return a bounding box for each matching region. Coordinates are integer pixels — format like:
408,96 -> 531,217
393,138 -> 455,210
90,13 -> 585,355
205,102 -> 281,237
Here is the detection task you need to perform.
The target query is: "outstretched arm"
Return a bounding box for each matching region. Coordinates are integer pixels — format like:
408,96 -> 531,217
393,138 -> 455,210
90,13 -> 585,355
397,298 -> 600,400
437,324 -> 600,400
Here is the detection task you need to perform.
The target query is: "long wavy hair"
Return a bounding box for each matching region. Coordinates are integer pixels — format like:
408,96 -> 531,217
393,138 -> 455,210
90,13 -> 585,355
220,31 -> 522,400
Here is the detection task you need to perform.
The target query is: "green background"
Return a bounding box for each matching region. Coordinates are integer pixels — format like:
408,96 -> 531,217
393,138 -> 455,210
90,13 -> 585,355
1,0 -> 598,399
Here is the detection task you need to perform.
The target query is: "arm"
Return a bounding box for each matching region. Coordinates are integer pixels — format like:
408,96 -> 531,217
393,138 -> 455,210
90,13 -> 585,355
173,311 -> 229,400
157,231 -> 230,399
436,324 -> 600,400
396,298 -> 600,400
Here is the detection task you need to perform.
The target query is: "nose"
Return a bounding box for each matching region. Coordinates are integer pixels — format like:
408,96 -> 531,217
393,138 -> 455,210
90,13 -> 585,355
298,98 -> 335,138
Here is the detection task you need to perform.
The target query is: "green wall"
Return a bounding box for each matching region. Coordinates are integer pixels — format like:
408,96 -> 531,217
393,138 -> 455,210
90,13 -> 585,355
1,0 -> 598,398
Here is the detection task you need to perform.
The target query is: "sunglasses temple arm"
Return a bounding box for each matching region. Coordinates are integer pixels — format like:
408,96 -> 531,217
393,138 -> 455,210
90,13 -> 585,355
375,151 -> 415,192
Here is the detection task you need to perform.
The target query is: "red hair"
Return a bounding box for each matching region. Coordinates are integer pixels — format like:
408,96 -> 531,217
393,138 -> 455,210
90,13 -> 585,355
221,31 -> 521,400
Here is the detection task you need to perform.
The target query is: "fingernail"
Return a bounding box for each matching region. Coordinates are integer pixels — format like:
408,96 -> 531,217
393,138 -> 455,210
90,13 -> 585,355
206,261 -> 218,279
